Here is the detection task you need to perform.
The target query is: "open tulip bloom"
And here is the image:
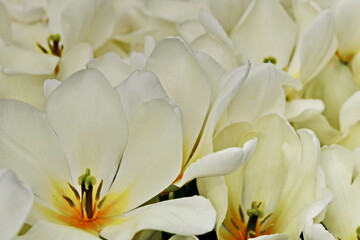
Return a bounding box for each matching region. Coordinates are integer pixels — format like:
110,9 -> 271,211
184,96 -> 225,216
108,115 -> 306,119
0,69 -> 216,239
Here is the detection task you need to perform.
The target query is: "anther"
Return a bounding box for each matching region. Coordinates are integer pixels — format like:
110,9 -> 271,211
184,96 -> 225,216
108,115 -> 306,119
230,217 -> 240,230
263,56 -> 277,65
68,183 -> 80,200
63,195 -> 75,207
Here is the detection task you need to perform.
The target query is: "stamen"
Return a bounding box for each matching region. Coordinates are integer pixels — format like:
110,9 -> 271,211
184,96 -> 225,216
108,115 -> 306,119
246,201 -> 264,236
78,168 -> 97,219
68,182 -> 80,200
96,179 -> 103,201
263,56 -> 277,65
63,195 -> 75,207
260,213 -> 272,226
238,204 -> 245,223
230,217 -> 240,230
97,196 -> 106,209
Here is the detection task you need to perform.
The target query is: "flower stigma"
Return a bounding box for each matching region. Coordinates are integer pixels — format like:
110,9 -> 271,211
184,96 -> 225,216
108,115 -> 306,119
222,201 -> 274,240
36,33 -> 64,74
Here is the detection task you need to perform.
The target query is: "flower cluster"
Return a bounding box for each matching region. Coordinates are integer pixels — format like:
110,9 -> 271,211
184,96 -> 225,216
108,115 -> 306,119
0,0 -> 359,240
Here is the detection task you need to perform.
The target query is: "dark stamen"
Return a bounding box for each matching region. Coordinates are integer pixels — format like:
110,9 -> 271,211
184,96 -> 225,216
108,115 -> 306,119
96,179 -> 103,201
68,182 -> 80,200
63,195 -> 75,207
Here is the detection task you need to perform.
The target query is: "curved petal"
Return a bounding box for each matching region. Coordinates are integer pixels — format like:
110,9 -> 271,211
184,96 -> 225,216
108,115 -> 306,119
45,69 -> 127,192
0,46 -> 58,75
109,99 -> 183,213
86,52 -> 132,87
335,0 -> 360,58
116,71 -> 169,121
169,235 -> 199,240
207,0 -> 250,32
0,169 -> 33,240
43,79 -> 61,98
197,176 -> 227,232
176,139 -> 257,187
100,196 -> 216,240
0,100 -> 71,185
61,0 -> 116,49
303,223 -> 336,240
339,91 -> 360,134
230,0 -> 297,69
284,99 -> 324,122
299,10 -> 337,84
57,43 -> 93,81
15,221 -> 99,240
145,37 -> 211,161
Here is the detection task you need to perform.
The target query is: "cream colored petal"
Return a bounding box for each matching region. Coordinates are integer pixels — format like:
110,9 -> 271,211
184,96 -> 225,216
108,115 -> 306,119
303,58 -> 358,129
303,223 -> 336,240
338,123 -> 360,150
0,2 -> 12,43
207,0 -> 250,32
251,234 -> 288,240
194,52 -> 228,104
299,10 -> 337,84
45,69 -> 127,192
109,99 -> 183,213
0,100 -> 71,184
219,64 -> 287,128
339,91 -> 360,134
199,11 -> 234,49
231,0 -> 297,69
190,63 -> 250,161
284,99 -> 324,122
43,79 -> 61,98
191,34 -> 238,71
116,71 -> 169,121
177,20 -> 205,43
177,139 -> 257,187
0,46 -> 58,75
0,72 -> 47,111
197,176 -> 227,232
86,52 -> 132,87
0,169 -> 33,240
145,0 -> 205,22
15,221 -> 99,240
335,0 -> 360,58
169,235 -> 199,240
320,145 -> 357,239
100,196 -> 216,240
61,0 -> 116,49
57,43 -> 93,81
145,37 -> 211,162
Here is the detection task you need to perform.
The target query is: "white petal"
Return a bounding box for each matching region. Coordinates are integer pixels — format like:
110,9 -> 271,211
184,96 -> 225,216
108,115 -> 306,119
251,234 -> 288,240
100,196 -> 216,240
45,69 -> 127,192
303,58 -> 357,129
339,91 -> 360,134
177,20 -> 205,43
0,100 -> 71,186
15,221 -> 99,240
145,0 -> 204,22
284,99 -> 324,122
0,72 -> 47,111
299,10 -> 337,83
169,235 -> 199,240
109,99 -> 183,213
86,52 -> 132,87
43,79 -> 61,98
190,63 -> 250,161
303,223 -> 336,240
0,2 -> 12,43
335,0 -> 360,57
219,64 -> 286,128
199,11 -> 234,49
116,71 -> 169,121
145,37 -> 211,161
61,0 -> 116,49
207,0 -> 250,32
197,176 -> 227,232
176,139 -> 257,187
231,0 -> 297,69
191,34 -> 238,71
0,169 -> 33,240
0,46 -> 59,75
57,43 -> 93,81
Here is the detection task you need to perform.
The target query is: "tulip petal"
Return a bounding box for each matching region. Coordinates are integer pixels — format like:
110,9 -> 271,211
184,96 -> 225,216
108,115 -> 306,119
109,99 -> 183,213
285,99 -> 324,122
145,37 -> 211,161
303,223 -> 336,240
45,69 -> 127,192
116,71 -> 169,121
15,221 -> 99,240
0,169 -> 33,240
100,196 -> 216,240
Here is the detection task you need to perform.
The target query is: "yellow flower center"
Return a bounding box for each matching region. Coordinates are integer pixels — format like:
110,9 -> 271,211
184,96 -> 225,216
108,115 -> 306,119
221,201 -> 274,240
